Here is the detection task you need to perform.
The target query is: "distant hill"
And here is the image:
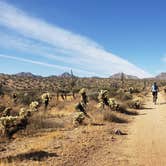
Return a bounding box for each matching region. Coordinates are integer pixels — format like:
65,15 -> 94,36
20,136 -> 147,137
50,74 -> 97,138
155,73 -> 166,80
58,72 -> 74,78
110,72 -> 139,79
15,72 -> 37,77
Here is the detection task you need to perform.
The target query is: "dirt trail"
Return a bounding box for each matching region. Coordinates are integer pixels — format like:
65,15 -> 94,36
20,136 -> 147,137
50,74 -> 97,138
122,93 -> 166,166
83,93 -> 166,166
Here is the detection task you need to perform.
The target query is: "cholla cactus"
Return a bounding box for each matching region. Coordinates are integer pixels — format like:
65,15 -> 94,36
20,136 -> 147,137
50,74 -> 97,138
0,116 -> 20,136
29,101 -> 39,112
79,88 -> 88,106
129,87 -> 134,94
79,88 -> 86,95
0,104 -> 40,138
75,88 -> 88,113
73,112 -> 85,125
108,98 -> 120,111
98,90 -> 109,109
2,107 -> 11,117
41,93 -> 50,103
19,108 -> 31,118
0,116 -> 19,127
74,88 -> 90,122
41,92 -> 50,110
98,90 -> 120,111
98,90 -> 108,101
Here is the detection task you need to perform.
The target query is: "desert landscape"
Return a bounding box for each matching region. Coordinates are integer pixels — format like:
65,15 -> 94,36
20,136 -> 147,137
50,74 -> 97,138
1,0 -> 166,165
0,72 -> 166,165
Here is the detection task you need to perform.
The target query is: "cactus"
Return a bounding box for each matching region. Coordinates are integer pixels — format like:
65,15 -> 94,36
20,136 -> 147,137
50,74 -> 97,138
2,107 -> 12,117
73,112 -> 85,125
29,101 -> 39,112
108,98 -> 120,111
0,105 -> 39,138
98,90 -> 109,109
41,92 -> 50,109
129,87 -> 134,94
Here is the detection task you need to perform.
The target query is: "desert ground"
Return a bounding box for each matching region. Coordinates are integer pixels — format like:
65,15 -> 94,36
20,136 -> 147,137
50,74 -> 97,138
0,75 -> 166,166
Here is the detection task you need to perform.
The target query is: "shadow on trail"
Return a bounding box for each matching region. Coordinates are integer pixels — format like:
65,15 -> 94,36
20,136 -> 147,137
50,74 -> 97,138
139,107 -> 155,110
159,102 -> 166,105
0,150 -> 58,163
139,113 -> 147,116
90,123 -> 105,126
117,108 -> 138,116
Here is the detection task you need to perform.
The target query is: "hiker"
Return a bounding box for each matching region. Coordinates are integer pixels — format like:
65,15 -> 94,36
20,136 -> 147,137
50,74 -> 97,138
151,82 -> 159,104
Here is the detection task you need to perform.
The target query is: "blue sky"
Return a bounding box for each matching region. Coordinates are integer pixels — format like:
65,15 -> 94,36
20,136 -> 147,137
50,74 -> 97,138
0,0 -> 166,77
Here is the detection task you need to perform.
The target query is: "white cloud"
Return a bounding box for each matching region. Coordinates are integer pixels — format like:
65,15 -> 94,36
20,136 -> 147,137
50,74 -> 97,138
0,1 -> 152,78
0,54 -> 95,75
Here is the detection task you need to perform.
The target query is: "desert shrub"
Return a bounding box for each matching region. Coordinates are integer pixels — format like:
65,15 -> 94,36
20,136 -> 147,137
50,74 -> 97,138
88,92 -> 98,102
109,88 -> 119,97
103,111 -> 128,123
121,92 -> 133,101
18,91 -> 41,105
27,112 -> 64,131
127,98 -> 142,109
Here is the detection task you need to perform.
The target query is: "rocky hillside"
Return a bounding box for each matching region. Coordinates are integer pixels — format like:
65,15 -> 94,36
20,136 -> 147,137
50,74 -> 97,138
155,73 -> 166,80
110,72 -> 139,79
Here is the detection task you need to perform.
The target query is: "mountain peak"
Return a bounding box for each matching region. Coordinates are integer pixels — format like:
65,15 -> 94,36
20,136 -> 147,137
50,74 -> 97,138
110,72 -> 139,79
15,72 -> 35,77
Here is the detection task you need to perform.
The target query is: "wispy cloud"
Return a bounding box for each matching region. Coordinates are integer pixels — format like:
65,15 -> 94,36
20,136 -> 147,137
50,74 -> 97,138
0,1 -> 151,78
162,55 -> 166,63
0,54 -> 95,75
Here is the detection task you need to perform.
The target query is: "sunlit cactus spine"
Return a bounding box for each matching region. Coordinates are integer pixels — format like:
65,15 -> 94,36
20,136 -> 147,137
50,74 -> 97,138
29,101 -> 39,112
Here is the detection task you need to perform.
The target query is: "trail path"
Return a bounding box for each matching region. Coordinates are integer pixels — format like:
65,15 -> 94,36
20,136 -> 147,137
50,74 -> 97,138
83,93 -> 166,166
120,93 -> 166,166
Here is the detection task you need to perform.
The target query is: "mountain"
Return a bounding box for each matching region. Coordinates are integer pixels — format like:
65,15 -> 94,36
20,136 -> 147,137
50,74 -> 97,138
15,72 -> 37,77
110,72 -> 139,79
58,72 -> 73,78
155,72 -> 166,80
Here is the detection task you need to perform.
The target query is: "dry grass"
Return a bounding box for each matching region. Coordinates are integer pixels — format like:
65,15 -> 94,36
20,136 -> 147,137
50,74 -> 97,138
103,110 -> 128,123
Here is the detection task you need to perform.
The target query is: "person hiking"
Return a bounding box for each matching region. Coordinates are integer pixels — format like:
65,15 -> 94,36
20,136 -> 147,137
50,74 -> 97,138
151,82 -> 159,104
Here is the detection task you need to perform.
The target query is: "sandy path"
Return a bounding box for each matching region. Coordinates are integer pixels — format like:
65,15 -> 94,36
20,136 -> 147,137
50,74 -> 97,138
83,93 -> 166,166
124,93 -> 166,166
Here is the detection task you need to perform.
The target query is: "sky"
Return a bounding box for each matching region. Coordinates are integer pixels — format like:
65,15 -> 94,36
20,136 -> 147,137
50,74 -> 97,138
0,0 -> 166,78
